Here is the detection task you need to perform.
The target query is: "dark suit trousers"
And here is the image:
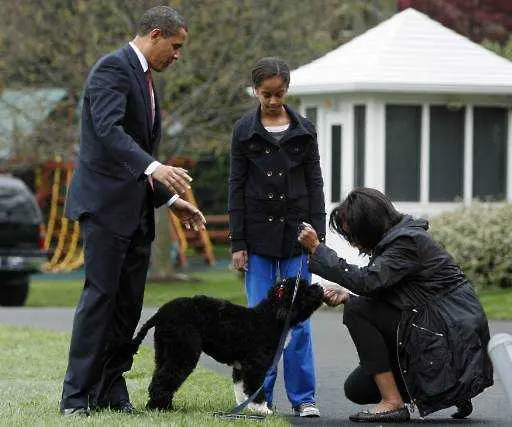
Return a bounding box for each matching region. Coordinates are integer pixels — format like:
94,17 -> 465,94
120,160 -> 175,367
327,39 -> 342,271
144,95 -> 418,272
342,296 -> 410,404
60,209 -> 151,410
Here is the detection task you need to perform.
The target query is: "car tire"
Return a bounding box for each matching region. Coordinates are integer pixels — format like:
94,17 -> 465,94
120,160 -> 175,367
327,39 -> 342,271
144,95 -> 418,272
0,275 -> 30,306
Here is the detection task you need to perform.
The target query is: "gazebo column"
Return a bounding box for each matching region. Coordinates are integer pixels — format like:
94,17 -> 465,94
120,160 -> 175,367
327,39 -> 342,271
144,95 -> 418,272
508,108 -> 512,202
343,102 -> 355,196
463,105 -> 474,205
365,99 -> 385,192
420,103 -> 430,205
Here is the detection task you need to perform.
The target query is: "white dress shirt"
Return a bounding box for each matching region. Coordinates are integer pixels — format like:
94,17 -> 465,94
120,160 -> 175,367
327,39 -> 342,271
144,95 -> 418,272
128,42 -> 179,207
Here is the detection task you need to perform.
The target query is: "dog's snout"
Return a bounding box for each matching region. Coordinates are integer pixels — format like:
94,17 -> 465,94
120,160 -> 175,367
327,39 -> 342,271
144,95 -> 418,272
310,284 -> 325,299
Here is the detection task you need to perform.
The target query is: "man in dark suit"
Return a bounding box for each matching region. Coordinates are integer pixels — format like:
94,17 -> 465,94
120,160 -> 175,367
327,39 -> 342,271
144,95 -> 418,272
60,6 -> 205,416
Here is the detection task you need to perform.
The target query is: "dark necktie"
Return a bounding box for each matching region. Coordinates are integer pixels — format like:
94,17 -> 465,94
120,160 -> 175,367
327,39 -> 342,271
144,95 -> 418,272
145,69 -> 155,125
145,69 -> 155,190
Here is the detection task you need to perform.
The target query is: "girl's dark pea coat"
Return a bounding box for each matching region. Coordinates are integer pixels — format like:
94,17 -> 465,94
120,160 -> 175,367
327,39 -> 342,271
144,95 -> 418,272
228,105 -> 326,258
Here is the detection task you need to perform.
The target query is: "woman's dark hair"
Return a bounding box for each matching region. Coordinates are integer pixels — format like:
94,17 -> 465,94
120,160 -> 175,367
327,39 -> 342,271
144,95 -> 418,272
251,57 -> 290,89
137,6 -> 187,38
329,187 -> 404,253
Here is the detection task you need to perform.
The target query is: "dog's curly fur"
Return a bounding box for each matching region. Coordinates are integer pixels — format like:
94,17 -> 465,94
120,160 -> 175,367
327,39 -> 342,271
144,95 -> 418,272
130,277 -> 324,412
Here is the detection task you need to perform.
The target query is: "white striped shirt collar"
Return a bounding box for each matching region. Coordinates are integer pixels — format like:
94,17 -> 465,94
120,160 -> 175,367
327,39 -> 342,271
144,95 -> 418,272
128,41 -> 149,73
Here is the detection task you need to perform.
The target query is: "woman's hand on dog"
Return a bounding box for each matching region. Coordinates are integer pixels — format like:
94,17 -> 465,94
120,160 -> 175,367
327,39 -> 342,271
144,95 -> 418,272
323,287 -> 350,307
232,250 -> 248,272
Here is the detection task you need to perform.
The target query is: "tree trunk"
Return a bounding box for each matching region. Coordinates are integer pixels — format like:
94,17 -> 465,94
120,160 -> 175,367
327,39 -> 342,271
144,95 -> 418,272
149,207 -> 186,281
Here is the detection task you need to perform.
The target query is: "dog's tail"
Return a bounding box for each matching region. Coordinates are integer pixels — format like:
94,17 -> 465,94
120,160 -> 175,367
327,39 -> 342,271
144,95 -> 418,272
131,312 -> 159,354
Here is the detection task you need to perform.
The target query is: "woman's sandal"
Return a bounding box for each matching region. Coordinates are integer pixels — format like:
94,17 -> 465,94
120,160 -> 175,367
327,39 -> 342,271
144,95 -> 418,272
349,406 -> 410,423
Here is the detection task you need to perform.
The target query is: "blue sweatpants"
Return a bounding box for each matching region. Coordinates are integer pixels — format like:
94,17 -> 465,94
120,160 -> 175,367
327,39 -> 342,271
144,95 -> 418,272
245,253 -> 316,408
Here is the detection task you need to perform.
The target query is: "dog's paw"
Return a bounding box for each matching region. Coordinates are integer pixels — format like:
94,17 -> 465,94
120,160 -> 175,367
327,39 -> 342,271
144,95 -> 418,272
233,382 -> 248,405
145,398 -> 173,411
247,402 -> 273,415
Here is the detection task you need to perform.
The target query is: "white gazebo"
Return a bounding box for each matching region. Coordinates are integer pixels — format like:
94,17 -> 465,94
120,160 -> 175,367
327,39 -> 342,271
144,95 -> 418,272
289,7 -> 512,265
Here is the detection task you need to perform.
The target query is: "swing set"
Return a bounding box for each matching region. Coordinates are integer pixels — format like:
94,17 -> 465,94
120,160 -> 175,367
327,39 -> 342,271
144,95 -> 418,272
34,158 -> 216,273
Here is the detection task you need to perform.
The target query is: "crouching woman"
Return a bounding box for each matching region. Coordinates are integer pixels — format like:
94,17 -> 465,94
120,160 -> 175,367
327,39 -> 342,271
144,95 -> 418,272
298,187 -> 493,423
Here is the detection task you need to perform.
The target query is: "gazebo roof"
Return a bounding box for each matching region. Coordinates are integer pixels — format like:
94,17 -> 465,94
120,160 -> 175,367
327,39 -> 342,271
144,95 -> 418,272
289,8 -> 512,95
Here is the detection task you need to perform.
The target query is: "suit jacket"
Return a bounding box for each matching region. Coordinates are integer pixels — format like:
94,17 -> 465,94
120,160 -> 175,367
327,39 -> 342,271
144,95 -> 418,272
65,44 -> 174,239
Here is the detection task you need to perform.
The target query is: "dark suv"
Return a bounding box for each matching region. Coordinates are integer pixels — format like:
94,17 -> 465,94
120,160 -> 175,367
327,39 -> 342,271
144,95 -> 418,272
0,174 -> 50,306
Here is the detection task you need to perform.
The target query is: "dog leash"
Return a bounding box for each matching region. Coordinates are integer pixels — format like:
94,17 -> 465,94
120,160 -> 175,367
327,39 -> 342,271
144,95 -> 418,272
214,226 -> 307,421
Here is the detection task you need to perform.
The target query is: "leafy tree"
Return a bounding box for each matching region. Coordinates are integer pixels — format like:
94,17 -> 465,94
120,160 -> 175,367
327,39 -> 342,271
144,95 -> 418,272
1,0 -> 396,278
482,36 -> 512,59
1,0 -> 396,160
397,0 -> 512,43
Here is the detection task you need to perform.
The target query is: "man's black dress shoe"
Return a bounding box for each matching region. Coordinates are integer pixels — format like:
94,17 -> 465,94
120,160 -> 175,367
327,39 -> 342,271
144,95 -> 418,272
60,407 -> 90,417
110,400 -> 136,414
451,400 -> 472,419
349,406 -> 410,423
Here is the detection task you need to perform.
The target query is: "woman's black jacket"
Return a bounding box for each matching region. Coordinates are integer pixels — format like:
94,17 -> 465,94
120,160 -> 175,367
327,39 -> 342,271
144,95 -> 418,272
228,105 -> 326,258
308,215 -> 493,417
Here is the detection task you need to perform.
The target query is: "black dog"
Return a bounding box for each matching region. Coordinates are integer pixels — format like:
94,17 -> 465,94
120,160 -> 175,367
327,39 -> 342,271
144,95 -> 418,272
131,277 -> 324,413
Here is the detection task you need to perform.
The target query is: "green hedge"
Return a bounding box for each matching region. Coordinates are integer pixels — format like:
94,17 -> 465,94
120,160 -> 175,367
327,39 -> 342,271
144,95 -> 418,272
428,203 -> 512,290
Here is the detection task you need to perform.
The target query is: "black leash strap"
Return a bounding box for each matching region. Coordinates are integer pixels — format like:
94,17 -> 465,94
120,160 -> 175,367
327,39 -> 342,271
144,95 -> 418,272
214,252 -> 305,420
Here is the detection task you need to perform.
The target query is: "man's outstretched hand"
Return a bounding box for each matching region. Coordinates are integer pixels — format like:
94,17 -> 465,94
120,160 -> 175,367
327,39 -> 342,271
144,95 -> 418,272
152,165 -> 192,195
170,198 -> 206,231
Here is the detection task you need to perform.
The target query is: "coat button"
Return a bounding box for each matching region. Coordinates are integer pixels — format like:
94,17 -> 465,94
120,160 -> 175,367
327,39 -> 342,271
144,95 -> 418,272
267,170 -> 273,177
268,216 -> 274,222
268,193 -> 274,199
265,148 -> 271,154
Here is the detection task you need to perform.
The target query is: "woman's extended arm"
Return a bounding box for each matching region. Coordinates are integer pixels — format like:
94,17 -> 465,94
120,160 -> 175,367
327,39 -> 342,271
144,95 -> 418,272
299,227 -> 421,296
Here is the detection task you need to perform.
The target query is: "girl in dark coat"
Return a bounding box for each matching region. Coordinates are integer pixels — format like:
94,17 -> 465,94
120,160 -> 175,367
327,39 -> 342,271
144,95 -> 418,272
298,187 -> 493,423
228,57 -> 326,417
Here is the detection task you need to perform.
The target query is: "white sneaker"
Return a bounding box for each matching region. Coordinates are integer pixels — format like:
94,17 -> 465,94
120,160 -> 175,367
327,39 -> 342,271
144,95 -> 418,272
293,402 -> 320,417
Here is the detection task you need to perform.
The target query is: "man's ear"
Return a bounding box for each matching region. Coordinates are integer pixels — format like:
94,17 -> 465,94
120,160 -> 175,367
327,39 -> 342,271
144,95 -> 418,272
150,28 -> 161,41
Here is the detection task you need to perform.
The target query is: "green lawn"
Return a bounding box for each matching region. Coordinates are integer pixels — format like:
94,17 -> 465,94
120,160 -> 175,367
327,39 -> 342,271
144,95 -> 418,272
0,325 -> 288,426
477,288 -> 512,319
28,268 -> 512,319
27,270 -> 247,308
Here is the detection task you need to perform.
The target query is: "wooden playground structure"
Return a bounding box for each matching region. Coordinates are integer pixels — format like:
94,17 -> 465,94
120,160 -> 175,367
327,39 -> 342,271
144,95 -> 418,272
32,158 -> 226,273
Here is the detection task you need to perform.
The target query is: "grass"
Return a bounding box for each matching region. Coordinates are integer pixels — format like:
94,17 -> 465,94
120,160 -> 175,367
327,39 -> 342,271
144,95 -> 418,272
27,270 -> 247,308
477,288 -> 512,319
27,268 -> 512,319
0,324 -> 288,426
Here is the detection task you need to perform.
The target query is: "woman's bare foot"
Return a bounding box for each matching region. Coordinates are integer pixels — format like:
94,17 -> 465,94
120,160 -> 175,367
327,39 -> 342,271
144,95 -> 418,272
371,371 -> 405,414
371,399 -> 405,414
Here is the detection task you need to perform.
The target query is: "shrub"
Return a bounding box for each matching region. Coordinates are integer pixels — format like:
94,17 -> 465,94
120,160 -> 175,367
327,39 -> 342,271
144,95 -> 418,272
428,202 -> 512,290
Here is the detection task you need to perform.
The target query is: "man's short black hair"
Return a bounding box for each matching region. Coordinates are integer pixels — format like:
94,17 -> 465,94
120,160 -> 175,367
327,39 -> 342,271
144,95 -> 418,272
137,6 -> 187,38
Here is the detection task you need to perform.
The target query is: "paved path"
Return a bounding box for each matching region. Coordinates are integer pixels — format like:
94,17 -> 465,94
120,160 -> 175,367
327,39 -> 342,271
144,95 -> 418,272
0,307 -> 511,425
